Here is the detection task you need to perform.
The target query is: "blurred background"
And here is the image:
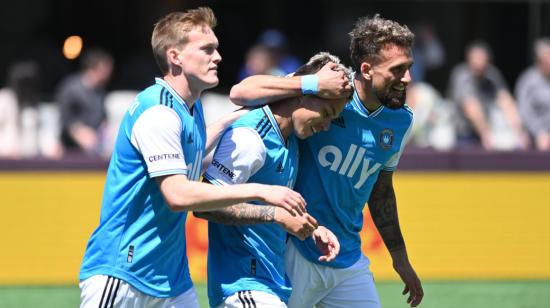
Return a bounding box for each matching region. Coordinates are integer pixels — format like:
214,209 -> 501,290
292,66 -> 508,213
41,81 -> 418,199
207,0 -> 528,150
0,0 -> 549,307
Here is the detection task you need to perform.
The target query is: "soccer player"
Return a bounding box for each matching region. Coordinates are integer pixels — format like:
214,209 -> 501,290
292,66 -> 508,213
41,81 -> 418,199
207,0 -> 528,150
194,52 -> 349,308
79,7 -> 308,308
230,14 -> 424,308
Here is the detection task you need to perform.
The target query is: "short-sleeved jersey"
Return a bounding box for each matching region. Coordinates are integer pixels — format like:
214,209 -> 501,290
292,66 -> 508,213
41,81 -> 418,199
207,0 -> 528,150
80,78 -> 206,298
204,105 -> 298,307
291,90 -> 413,268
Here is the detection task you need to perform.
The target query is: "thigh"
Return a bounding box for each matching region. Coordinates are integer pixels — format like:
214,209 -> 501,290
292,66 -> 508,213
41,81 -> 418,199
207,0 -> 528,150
317,256 -> 380,308
285,241 -> 331,308
217,290 -> 287,308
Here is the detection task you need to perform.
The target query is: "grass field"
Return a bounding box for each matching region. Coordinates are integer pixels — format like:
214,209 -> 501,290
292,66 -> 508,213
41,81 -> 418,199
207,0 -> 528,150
1,281 -> 549,308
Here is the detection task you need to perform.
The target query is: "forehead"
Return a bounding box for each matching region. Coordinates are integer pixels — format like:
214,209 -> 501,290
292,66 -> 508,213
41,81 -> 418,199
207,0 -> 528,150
186,26 -> 218,45
376,44 -> 413,67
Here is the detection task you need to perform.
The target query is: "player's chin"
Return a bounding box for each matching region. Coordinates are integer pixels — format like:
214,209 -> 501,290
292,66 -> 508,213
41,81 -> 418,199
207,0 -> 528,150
203,78 -> 219,89
382,97 -> 406,109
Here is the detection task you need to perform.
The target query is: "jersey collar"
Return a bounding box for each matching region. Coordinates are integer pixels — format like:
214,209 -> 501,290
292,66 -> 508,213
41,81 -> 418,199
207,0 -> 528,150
262,105 -> 285,145
352,90 -> 384,118
155,77 -> 192,114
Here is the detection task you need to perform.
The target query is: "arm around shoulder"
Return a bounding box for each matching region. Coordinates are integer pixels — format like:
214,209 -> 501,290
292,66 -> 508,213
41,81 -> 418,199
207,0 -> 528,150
229,74 -> 302,106
156,173 -> 306,214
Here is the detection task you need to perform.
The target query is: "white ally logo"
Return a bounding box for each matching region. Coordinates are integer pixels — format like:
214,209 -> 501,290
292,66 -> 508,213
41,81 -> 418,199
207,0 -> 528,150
318,144 -> 381,189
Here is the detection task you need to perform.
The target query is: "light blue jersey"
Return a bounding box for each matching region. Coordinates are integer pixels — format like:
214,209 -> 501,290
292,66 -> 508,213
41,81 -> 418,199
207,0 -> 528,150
204,106 -> 298,307
80,78 -> 206,297
291,90 -> 413,268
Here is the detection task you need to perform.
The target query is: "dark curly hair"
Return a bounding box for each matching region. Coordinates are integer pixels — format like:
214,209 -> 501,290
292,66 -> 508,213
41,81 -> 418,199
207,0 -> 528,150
349,14 -> 415,71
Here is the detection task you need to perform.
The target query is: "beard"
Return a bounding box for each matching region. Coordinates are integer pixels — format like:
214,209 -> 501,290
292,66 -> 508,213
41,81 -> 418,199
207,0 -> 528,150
376,88 -> 407,109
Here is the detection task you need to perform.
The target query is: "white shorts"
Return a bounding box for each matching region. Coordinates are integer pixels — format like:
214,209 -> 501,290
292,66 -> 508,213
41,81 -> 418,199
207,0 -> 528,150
215,290 -> 287,308
79,275 -> 199,308
285,240 -> 381,308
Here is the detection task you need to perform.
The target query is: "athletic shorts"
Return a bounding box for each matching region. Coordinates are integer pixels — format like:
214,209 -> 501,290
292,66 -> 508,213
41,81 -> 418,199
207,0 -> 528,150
215,290 -> 287,308
79,275 -> 199,308
285,240 -> 381,308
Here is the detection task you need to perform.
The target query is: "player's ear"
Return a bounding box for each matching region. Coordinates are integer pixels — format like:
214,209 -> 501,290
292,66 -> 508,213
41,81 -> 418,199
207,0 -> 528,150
360,62 -> 373,81
166,47 -> 183,74
167,48 -> 180,64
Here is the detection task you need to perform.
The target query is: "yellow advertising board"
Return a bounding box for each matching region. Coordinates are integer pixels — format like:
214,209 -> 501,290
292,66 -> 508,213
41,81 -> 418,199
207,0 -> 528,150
0,171 -> 549,284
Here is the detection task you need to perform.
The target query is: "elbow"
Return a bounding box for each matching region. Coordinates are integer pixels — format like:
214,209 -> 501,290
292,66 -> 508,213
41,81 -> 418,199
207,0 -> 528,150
229,84 -> 246,106
163,194 -> 196,212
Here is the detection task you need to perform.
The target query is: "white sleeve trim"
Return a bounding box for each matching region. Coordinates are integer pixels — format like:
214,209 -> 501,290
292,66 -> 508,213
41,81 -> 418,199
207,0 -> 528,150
383,117 -> 414,171
131,105 -> 187,177
204,127 -> 266,185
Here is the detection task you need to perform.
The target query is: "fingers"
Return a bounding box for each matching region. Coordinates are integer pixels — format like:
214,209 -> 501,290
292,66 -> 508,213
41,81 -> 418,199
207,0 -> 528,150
328,233 -> 340,256
320,62 -> 338,71
289,191 -> 307,215
317,244 -> 337,262
280,190 -> 306,216
307,214 -> 319,229
410,282 -> 424,307
403,281 -> 424,307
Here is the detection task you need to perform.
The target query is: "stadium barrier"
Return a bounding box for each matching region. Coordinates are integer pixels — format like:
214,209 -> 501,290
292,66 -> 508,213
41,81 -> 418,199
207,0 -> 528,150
1,151 -> 549,284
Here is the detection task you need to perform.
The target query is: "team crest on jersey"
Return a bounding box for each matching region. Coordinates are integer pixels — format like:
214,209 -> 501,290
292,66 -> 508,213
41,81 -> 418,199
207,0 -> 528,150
378,129 -> 394,149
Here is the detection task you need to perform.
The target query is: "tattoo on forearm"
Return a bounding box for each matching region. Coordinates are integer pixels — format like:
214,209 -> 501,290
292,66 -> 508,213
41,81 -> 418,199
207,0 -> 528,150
194,204 -> 275,225
368,175 -> 405,252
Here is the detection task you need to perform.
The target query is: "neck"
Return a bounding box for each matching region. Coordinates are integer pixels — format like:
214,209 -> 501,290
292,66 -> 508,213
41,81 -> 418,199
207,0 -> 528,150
270,99 -> 296,141
354,73 -> 381,112
163,74 -> 200,108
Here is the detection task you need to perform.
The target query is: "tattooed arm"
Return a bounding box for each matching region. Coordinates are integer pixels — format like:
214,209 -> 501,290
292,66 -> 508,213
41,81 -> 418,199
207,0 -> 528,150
193,203 -> 275,225
368,171 -> 405,251
194,204 -> 317,240
368,171 -> 424,307
194,179 -> 318,239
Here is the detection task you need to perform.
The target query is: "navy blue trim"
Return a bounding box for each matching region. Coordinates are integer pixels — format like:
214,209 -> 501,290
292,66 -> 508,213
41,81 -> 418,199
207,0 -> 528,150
257,116 -> 271,138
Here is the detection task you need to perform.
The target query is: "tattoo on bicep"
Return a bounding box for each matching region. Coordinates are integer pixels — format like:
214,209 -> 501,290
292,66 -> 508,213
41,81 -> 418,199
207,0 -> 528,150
368,178 -> 405,251
196,204 -> 275,225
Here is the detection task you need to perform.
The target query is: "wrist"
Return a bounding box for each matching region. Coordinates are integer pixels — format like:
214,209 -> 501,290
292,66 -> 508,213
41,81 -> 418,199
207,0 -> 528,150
273,207 -> 286,225
301,75 -> 318,95
249,183 -> 266,203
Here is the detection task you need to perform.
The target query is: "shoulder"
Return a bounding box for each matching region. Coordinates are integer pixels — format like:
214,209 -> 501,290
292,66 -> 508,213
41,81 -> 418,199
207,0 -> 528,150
450,63 -> 469,77
517,67 -> 539,84
486,65 -> 505,80
135,83 -> 164,108
231,107 -> 270,133
221,126 -> 265,151
56,74 -> 83,95
394,105 -> 414,126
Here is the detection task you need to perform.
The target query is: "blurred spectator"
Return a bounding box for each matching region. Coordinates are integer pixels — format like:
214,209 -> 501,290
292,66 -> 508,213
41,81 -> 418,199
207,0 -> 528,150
407,82 -> 456,150
56,48 -> 113,157
447,40 -> 528,151
410,22 -> 445,83
515,37 -> 550,151
0,64 -> 21,158
241,43 -> 284,79
237,29 -> 302,81
0,61 -> 61,158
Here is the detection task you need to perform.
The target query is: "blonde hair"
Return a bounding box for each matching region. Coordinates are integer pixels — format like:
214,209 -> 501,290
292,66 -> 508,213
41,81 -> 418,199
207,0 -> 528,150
151,7 -> 217,74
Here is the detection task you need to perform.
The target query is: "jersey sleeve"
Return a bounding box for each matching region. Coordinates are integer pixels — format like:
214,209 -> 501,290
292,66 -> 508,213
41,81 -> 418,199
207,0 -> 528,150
383,116 -> 414,172
130,105 -> 188,177
204,127 -> 266,186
